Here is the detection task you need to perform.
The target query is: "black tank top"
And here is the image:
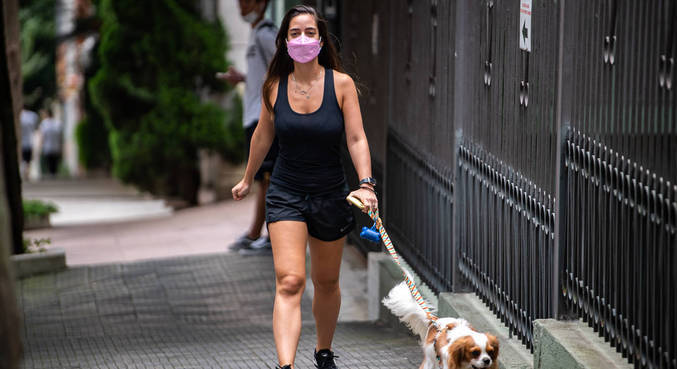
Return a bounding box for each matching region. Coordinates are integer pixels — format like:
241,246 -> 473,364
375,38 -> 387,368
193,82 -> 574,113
271,68 -> 346,194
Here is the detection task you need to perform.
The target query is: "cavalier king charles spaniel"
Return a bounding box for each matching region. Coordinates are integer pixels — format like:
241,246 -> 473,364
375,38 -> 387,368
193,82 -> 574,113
383,280 -> 499,369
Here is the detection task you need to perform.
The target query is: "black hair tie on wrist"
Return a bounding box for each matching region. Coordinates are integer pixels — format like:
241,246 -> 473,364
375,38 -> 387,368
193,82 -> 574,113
359,185 -> 377,196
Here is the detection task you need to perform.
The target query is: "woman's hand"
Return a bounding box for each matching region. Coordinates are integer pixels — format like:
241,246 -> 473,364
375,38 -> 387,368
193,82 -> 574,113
216,66 -> 245,85
348,187 -> 378,213
231,179 -> 251,201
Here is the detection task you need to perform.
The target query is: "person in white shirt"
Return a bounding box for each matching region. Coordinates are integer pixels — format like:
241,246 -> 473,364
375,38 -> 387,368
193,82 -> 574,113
20,107 -> 40,180
218,0 -> 279,255
39,109 -> 63,177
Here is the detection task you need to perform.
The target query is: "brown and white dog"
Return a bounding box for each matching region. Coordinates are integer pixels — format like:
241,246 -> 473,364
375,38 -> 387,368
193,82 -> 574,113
382,280 -> 499,369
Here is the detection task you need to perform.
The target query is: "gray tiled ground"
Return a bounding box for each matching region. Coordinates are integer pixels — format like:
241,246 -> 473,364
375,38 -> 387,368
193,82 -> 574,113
17,253 -> 420,368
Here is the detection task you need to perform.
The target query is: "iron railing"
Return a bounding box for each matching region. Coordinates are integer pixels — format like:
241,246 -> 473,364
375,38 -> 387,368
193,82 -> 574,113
457,141 -> 556,350
385,131 -> 454,293
564,129 -> 677,368
340,0 -> 676,367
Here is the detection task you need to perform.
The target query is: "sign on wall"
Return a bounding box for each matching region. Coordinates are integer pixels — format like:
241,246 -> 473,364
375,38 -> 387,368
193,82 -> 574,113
520,0 -> 532,52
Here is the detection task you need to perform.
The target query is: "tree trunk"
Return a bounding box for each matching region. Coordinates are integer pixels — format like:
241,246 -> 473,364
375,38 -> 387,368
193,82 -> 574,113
0,0 -> 25,366
1,0 -> 24,255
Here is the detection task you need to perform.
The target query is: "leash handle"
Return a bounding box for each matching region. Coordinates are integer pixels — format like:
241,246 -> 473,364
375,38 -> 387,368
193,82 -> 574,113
345,195 -> 437,320
346,195 -> 366,210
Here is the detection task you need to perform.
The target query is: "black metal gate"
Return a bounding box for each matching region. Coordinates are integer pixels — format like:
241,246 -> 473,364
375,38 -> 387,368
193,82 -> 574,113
559,1 -> 677,367
339,0 -> 677,367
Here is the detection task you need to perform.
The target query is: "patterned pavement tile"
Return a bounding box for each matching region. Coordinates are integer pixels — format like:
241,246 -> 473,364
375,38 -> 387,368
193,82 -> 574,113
18,253 -> 421,368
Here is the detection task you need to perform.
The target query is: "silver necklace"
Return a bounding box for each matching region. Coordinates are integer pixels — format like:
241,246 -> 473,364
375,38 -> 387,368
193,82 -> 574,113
291,70 -> 322,99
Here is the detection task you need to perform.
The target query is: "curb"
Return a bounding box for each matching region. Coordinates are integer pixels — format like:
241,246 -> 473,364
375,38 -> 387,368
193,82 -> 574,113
24,214 -> 51,230
533,319 -> 633,369
11,247 -> 66,279
368,252 -> 438,324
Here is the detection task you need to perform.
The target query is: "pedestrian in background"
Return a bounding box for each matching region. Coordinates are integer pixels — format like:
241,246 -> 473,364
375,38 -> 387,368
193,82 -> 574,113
20,106 -> 39,181
39,108 -> 62,177
220,0 -> 279,255
231,5 -> 378,369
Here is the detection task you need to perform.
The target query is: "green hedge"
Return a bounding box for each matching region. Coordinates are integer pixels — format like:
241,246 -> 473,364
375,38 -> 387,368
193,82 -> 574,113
222,93 -> 245,164
22,199 -> 58,218
77,36 -> 112,171
89,0 -> 241,204
76,116 -> 111,170
19,0 -> 56,110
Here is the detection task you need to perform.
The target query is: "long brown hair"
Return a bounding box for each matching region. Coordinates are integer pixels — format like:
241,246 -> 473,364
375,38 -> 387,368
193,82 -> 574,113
261,5 -> 344,113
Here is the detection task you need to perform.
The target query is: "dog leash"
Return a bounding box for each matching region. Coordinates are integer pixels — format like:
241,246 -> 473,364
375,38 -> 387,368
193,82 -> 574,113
346,195 -> 438,324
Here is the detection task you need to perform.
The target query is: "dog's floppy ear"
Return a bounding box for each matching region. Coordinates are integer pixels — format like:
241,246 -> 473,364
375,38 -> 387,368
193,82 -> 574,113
448,336 -> 473,368
486,334 -> 499,368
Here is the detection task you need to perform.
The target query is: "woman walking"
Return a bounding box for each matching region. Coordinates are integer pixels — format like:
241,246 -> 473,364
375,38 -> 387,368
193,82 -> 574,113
231,5 -> 377,369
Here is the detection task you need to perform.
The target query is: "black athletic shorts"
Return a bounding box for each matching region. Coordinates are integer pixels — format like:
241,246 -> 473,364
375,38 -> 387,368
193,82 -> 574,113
245,121 -> 278,181
21,148 -> 32,163
266,183 -> 356,242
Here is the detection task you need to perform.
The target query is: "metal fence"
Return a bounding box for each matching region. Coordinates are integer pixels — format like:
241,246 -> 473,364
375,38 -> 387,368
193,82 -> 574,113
338,0 -> 676,367
559,1 -> 677,367
564,129 -> 676,368
457,0 -> 560,195
386,131 -> 455,293
457,140 -> 556,349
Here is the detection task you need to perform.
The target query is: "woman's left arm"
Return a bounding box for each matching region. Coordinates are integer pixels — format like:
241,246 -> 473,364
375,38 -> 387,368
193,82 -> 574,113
339,72 -> 378,212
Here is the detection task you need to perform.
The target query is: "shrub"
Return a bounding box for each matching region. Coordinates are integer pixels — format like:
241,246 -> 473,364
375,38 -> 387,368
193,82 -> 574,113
89,0 -> 238,204
19,0 -> 56,110
22,238 -> 51,253
77,37 -> 112,171
221,93 -> 245,164
76,116 -> 112,170
22,199 -> 58,218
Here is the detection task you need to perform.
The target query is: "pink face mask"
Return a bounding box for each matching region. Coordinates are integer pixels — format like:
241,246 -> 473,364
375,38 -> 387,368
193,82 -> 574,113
286,34 -> 322,63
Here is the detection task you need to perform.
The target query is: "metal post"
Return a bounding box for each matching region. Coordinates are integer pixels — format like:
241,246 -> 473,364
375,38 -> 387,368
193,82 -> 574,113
553,0 -> 575,320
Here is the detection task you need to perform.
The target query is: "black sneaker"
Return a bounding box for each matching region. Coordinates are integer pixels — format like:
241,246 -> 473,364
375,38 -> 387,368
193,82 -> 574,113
275,365 -> 291,369
314,348 -> 338,369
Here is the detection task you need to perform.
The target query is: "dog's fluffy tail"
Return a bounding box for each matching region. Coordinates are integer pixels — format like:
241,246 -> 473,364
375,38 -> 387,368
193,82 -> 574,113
382,279 -> 432,340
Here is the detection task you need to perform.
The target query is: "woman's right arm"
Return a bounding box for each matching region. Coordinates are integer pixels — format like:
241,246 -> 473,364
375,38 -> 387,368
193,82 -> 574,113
232,82 -> 278,200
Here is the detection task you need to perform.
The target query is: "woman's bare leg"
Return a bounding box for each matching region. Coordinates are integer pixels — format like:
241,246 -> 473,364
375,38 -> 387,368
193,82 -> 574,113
308,236 -> 345,351
269,221 -> 308,368
247,179 -> 269,239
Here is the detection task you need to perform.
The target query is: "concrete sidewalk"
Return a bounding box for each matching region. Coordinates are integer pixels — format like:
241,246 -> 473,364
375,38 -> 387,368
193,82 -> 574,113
17,253 -> 420,369
22,178 -> 173,227
23,178 -> 370,322
18,178 -> 420,367
24,194 -> 257,266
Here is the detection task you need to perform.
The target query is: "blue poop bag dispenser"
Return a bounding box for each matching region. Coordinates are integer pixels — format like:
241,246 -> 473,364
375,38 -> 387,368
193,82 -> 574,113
345,194 -> 381,243
360,223 -> 381,243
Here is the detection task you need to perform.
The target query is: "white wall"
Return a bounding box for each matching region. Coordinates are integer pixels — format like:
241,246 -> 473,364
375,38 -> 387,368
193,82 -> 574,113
218,0 -> 287,74
217,0 -> 251,74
